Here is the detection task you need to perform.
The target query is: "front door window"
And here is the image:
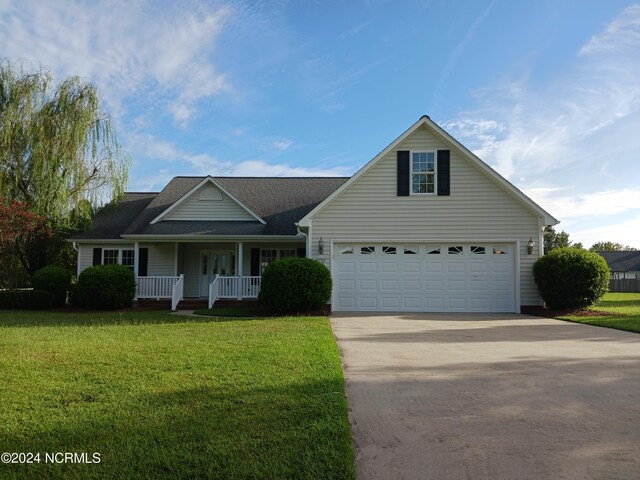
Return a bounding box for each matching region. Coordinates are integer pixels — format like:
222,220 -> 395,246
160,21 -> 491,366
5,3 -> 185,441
200,250 -> 234,296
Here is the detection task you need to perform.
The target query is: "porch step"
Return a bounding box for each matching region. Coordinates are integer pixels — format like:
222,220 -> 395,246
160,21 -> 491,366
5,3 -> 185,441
176,299 -> 209,310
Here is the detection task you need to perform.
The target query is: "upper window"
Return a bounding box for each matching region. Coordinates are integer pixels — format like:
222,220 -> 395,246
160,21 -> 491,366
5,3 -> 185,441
411,152 -> 436,194
382,246 -> 397,255
360,246 -> 375,255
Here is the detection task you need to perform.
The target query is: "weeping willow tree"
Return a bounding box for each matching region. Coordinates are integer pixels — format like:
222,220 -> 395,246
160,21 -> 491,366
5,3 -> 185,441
0,60 -> 130,276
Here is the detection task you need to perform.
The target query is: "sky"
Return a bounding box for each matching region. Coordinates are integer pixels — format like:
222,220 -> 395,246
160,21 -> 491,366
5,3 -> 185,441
0,0 -> 639,248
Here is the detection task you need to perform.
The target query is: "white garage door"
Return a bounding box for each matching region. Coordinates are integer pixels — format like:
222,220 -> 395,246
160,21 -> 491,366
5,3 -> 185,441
334,243 -> 516,313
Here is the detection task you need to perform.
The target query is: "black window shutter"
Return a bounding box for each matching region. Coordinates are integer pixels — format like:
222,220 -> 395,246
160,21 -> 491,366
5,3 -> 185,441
250,248 -> 260,276
397,150 -> 410,196
437,150 -> 450,196
92,248 -> 102,266
297,247 -> 306,258
138,248 -> 148,277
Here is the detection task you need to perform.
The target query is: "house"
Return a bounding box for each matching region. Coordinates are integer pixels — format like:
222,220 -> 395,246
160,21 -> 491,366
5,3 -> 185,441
73,116 -> 558,312
598,251 -> 640,279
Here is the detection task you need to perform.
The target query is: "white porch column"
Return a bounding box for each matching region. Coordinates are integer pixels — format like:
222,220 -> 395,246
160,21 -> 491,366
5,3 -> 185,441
174,243 -> 179,276
237,241 -> 243,300
134,242 -> 139,278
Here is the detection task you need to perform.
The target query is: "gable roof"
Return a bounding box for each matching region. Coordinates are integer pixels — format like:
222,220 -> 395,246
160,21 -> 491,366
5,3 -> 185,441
298,115 -> 559,227
74,177 -> 348,239
150,176 -> 266,224
598,251 -> 640,272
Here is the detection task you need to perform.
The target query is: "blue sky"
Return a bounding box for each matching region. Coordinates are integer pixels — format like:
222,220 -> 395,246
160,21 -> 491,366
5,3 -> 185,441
1,0 -> 639,248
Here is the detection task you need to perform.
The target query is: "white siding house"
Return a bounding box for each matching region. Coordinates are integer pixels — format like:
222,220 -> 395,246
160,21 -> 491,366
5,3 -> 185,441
73,116 -> 558,312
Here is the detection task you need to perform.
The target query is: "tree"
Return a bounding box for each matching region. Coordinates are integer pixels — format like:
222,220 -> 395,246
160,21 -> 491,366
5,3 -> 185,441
543,226 -> 582,254
0,199 -> 51,288
589,241 -> 638,252
0,60 -> 129,273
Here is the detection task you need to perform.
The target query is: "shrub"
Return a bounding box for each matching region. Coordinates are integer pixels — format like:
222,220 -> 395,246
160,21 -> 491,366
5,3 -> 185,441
24,289 -> 56,310
258,258 -> 332,312
76,264 -> 136,310
533,248 -> 610,310
0,290 -> 27,309
0,289 -> 55,310
31,265 -> 73,306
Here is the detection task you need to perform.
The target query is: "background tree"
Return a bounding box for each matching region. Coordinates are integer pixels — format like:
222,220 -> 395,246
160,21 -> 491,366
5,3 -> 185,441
0,60 -> 129,274
543,226 -> 583,254
589,241 -> 638,252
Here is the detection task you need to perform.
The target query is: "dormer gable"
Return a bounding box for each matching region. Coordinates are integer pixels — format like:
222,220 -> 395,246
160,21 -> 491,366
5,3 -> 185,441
150,177 -> 265,224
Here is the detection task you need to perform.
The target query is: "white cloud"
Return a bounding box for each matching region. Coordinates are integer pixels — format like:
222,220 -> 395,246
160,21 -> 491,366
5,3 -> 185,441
273,139 -> 294,151
0,0 -> 231,124
128,133 -> 352,191
524,187 -> 640,220
580,5 -> 640,56
571,215 -> 640,250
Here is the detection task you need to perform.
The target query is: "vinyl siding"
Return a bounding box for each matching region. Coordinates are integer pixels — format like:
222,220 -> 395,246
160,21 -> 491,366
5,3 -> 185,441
310,124 -> 544,306
142,242 -> 176,276
164,183 -> 256,221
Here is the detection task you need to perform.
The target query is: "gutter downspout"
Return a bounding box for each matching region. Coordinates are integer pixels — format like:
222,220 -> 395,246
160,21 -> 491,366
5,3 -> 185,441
295,223 -> 310,258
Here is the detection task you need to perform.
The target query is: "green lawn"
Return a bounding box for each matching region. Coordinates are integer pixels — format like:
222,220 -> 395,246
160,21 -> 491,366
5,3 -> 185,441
0,311 -> 355,479
558,292 -> 640,333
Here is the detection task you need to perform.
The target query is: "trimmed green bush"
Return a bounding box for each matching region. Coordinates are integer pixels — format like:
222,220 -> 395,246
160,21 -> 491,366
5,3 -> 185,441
24,289 -> 56,310
0,289 -> 56,310
533,248 -> 610,310
31,265 -> 73,306
258,258 -> 332,312
0,290 -> 27,309
76,264 -> 136,310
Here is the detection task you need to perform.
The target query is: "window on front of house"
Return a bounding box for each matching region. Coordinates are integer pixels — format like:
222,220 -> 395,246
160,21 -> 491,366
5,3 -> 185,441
121,250 -> 135,269
103,249 -> 119,264
411,152 -> 436,194
260,249 -> 297,274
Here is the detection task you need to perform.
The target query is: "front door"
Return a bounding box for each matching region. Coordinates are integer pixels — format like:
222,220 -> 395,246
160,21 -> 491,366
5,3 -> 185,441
200,250 -> 235,297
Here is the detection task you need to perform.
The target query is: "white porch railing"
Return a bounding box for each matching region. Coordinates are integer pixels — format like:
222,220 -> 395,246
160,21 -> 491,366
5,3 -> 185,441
137,275 -> 184,310
209,276 -> 261,307
208,275 -> 219,309
171,275 -> 184,311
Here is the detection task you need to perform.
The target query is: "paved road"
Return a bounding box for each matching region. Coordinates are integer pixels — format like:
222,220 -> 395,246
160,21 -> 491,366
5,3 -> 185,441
331,313 -> 640,480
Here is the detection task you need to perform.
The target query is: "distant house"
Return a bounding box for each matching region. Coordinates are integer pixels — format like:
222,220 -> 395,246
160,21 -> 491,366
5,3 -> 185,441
598,251 -> 640,279
72,116 -> 559,312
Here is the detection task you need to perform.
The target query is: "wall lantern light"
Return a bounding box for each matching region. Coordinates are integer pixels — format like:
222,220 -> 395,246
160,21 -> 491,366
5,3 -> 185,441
527,237 -> 535,255
318,237 -> 325,255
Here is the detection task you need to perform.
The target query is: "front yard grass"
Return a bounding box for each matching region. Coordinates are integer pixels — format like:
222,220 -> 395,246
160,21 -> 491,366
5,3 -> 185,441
558,292 -> 640,333
0,310 -> 355,479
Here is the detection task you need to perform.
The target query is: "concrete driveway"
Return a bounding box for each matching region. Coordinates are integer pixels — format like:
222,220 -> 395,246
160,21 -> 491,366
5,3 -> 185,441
331,313 -> 640,480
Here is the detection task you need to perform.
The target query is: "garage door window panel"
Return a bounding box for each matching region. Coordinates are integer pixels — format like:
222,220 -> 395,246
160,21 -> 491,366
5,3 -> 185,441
448,246 -> 463,255
360,246 -> 375,255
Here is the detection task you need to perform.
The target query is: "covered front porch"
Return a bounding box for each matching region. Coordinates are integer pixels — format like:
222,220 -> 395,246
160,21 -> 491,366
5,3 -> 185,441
132,240 -> 306,309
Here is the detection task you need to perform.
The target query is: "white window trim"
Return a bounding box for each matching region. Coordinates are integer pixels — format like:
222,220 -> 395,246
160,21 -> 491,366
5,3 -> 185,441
103,248 -> 135,267
409,150 -> 437,196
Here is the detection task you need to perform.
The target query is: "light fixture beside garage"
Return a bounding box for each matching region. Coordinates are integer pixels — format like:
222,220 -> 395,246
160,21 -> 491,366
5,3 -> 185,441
318,237 -> 325,255
527,237 -> 535,255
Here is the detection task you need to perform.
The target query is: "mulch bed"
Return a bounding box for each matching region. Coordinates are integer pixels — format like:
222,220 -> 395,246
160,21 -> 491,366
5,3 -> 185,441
521,306 -> 613,318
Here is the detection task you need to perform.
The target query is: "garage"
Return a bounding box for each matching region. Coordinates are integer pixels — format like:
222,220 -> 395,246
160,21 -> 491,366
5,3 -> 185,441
334,243 -> 516,312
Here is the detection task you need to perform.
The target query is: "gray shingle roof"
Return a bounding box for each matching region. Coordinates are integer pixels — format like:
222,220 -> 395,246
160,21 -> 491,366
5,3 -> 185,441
598,251 -> 640,272
75,176 -> 348,239
73,192 -> 157,239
